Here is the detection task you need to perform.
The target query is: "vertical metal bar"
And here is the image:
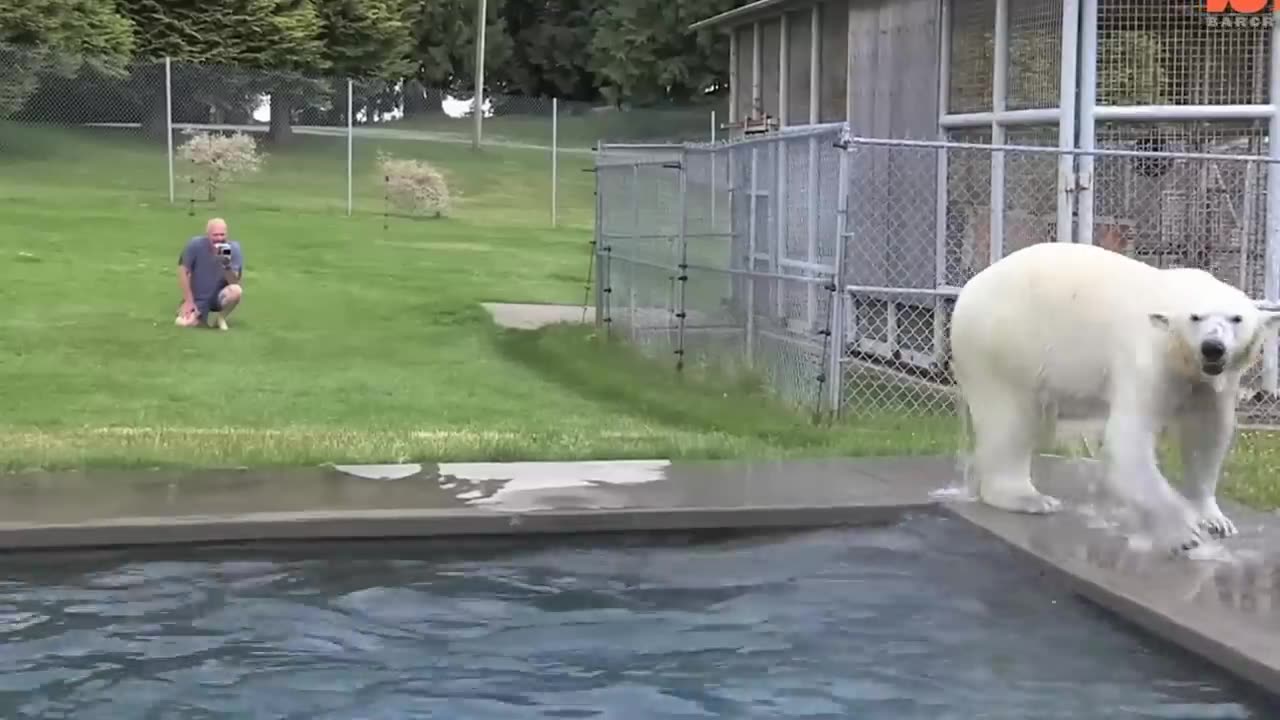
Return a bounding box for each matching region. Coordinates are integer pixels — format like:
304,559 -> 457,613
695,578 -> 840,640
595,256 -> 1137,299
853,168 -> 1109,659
780,14 -> 790,128
594,143 -> 604,329
472,0 -> 487,150
989,0 -> 1007,262
933,0 -> 951,368
1075,0 -> 1098,245
752,21 -> 763,119
729,32 -> 739,125
346,78 -> 353,217
711,110 -> 718,230
1055,0 -> 1080,244
552,97 -> 558,227
165,56 -> 174,205
1263,14 -> 1280,394
630,163 -> 641,343
808,4 -> 821,332
778,17 -> 789,322
810,6 -> 820,124
748,146 -> 759,368
827,141 -> 852,415
675,151 -> 690,372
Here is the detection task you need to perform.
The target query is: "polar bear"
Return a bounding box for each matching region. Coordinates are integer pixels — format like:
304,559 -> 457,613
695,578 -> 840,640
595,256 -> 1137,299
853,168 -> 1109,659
948,241 -> 1280,554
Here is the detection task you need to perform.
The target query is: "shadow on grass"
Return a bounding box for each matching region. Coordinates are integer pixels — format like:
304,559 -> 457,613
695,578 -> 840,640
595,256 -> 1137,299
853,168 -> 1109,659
492,322 -> 835,449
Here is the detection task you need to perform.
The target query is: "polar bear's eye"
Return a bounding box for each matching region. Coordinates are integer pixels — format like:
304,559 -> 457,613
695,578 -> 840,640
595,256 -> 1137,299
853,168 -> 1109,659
1190,314 -> 1203,322
1231,315 -> 1244,323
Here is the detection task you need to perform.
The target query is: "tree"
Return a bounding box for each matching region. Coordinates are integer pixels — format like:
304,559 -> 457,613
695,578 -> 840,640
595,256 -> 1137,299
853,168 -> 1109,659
500,0 -> 599,101
117,0 -> 328,142
588,0 -> 734,107
314,0 -> 414,125
402,0 -> 514,115
0,0 -> 136,117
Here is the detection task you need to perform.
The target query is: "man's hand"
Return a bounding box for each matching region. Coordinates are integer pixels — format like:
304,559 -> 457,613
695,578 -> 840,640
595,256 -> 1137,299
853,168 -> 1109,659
175,300 -> 200,327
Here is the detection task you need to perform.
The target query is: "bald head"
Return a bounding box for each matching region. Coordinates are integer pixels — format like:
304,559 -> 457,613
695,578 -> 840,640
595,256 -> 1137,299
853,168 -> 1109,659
205,217 -> 227,244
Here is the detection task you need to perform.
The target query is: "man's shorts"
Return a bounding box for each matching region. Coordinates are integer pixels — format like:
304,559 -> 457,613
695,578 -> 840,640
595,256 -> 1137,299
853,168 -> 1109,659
194,285 -> 228,321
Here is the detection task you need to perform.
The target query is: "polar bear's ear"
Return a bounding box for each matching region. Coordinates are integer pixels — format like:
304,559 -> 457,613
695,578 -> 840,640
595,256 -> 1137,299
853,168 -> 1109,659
1149,312 -> 1171,330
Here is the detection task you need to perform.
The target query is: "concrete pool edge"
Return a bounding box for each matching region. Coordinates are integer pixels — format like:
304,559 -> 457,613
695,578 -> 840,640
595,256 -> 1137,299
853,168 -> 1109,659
0,454 -> 1276,703
0,503 -> 928,551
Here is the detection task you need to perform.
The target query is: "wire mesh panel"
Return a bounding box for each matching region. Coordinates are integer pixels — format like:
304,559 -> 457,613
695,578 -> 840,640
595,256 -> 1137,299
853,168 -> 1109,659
1096,0 -> 1269,108
835,135 -> 1280,433
594,123 -> 851,413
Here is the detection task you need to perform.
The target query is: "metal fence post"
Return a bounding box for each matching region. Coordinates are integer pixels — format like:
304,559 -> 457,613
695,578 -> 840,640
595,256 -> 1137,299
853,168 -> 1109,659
710,110 -> 717,230
552,97 -> 558,228
593,141 -> 605,329
989,0 -> 1008,262
675,149 -> 690,373
1265,17 -> 1280,395
165,56 -> 174,205
1056,0 -> 1081,244
346,77 -> 353,217
827,139 -> 852,415
1075,0 -> 1099,245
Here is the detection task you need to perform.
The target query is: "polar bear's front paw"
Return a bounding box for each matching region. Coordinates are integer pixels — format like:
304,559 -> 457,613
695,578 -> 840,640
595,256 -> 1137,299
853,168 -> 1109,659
1196,502 -> 1238,540
1171,527 -> 1206,556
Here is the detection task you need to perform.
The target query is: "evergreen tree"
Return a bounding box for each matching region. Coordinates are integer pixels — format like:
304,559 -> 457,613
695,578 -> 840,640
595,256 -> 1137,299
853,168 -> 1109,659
588,0 -> 734,107
118,0 -> 328,142
0,0 -> 136,117
402,0 -> 513,115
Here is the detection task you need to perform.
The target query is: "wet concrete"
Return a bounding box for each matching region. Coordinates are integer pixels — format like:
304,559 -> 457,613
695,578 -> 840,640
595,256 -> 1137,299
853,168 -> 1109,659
0,454 -> 1277,699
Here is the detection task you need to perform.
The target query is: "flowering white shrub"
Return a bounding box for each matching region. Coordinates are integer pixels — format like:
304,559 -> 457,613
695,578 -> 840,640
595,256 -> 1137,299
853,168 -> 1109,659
378,151 -> 451,218
178,130 -> 265,201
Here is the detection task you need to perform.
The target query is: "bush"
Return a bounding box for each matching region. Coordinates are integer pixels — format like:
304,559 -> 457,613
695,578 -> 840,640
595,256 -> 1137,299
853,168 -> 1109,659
178,130 -> 265,201
377,151 -> 451,218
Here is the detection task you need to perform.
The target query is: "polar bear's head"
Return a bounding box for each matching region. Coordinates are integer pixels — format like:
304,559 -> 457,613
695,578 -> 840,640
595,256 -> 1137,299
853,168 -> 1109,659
1150,297 -> 1280,380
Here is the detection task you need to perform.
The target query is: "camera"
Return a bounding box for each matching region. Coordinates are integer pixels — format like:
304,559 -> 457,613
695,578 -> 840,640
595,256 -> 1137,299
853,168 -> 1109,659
214,242 -> 232,258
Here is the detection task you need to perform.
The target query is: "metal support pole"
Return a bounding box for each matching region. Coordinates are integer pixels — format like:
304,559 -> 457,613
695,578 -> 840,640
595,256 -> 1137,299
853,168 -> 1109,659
165,56 -> 174,205
346,78 -> 353,217
808,4 -> 821,333
747,146 -> 759,367
1263,13 -> 1280,394
933,0 -> 951,369
827,143 -> 852,414
675,154 -> 690,372
472,0 -> 487,151
752,22 -> 763,119
989,0 -> 1007,263
1075,0 -> 1098,244
711,110 -> 718,230
551,97 -> 558,227
1056,0 -> 1080,244
777,16 -> 789,322
594,142 -> 604,328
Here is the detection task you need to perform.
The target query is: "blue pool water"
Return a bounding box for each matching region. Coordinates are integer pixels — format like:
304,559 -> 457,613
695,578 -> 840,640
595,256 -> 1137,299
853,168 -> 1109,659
0,513 -> 1272,719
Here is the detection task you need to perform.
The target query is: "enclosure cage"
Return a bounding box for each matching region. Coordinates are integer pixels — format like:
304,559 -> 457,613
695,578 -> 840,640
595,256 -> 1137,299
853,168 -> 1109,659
596,0 -> 1280,427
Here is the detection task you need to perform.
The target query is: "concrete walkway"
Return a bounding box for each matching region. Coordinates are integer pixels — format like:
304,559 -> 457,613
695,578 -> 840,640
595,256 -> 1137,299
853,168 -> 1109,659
481,302 -> 593,330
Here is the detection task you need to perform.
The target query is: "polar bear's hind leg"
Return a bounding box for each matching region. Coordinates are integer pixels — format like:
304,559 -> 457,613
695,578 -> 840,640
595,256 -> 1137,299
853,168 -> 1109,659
966,377 -> 1063,515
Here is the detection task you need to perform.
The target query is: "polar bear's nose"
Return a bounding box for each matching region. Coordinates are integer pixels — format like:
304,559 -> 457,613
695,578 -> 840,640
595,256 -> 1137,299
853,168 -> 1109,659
1201,339 -> 1226,362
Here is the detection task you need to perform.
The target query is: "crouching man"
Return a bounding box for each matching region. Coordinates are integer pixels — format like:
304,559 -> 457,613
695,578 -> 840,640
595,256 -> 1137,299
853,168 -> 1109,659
175,217 -> 244,330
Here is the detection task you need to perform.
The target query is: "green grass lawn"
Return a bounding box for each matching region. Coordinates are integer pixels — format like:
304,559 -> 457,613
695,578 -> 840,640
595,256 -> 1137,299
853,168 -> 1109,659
0,120 -> 958,473
2,120 -> 1279,514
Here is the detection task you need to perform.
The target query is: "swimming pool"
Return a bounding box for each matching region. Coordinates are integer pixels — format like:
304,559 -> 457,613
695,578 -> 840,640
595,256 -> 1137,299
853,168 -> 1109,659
0,513 -> 1271,718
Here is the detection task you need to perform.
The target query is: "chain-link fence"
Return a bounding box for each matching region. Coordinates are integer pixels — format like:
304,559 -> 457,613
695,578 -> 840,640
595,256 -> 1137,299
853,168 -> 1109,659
594,123 -> 851,415
0,45 -> 726,230
595,123 -> 1280,430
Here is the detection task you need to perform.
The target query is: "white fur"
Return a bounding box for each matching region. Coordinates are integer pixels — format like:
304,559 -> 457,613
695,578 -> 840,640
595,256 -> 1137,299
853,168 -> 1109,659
948,242 -> 1280,555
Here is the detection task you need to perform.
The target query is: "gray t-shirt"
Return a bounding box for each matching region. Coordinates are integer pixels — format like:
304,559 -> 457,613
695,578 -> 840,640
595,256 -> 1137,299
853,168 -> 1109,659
179,234 -> 243,305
